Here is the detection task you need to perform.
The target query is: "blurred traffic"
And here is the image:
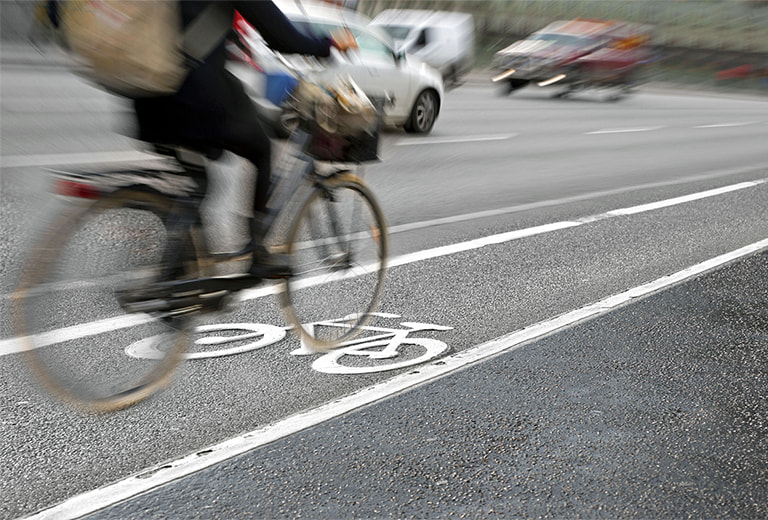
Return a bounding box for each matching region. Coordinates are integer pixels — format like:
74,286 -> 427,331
491,19 -> 652,100
370,9 -> 475,87
10,0 -> 767,102
228,1 -> 445,136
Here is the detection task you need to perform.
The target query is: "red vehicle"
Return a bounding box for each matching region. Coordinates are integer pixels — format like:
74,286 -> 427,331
491,19 -> 652,99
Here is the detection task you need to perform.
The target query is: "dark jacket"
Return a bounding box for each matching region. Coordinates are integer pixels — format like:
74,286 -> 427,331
134,1 -> 331,147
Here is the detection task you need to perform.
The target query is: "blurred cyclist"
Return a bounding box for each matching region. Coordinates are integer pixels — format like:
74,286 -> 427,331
133,1 -> 354,278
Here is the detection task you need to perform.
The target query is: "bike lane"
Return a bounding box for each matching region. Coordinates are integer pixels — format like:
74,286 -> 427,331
81,250 -> 768,519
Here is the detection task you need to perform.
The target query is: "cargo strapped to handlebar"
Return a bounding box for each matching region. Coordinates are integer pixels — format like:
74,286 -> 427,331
291,78 -> 385,162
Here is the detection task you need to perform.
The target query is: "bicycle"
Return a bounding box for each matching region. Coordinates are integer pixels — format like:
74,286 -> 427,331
291,313 -> 453,375
13,89 -> 389,413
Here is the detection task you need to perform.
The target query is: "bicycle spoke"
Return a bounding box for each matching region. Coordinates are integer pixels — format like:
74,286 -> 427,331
15,191 -> 195,411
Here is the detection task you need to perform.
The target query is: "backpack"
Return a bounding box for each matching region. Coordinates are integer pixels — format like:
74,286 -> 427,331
55,0 -> 231,98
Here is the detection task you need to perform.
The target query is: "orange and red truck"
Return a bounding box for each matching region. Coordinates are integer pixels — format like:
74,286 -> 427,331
491,19 -> 652,99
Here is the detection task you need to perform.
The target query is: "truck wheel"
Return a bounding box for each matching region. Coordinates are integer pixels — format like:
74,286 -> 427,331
498,79 -> 529,96
445,66 -> 461,90
404,89 -> 439,134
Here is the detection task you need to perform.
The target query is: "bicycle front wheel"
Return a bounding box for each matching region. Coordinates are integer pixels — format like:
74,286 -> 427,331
14,190 -> 199,412
281,172 -> 388,350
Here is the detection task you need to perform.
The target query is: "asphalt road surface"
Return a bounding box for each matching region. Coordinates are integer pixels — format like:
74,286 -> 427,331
1,62 -> 767,519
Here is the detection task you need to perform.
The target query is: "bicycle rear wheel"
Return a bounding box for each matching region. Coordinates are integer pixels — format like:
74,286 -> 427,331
14,190 -> 199,412
281,172 -> 388,350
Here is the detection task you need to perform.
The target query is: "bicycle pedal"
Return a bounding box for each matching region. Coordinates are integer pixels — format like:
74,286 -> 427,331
121,289 -> 232,316
248,265 -> 292,279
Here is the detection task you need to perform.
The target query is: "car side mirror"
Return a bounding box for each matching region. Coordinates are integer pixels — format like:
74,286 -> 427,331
394,50 -> 406,65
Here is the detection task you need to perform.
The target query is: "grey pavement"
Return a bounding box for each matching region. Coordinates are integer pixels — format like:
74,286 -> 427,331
84,250 -> 768,519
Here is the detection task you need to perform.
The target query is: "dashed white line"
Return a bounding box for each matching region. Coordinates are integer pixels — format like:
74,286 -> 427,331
385,165 -> 768,234
23,235 -> 768,520
694,122 -> 756,129
395,134 -> 516,146
2,120 -> 762,168
586,126 -> 665,135
605,181 -> 763,216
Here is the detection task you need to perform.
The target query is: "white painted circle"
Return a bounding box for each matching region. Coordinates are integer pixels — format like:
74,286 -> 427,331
312,338 -> 449,374
125,323 -> 286,360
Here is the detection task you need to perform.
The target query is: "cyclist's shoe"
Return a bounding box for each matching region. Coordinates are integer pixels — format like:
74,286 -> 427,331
230,238 -> 255,259
249,245 -> 292,278
229,214 -> 266,258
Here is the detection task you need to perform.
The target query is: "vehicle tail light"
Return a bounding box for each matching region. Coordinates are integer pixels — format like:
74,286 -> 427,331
56,180 -> 102,199
231,12 -> 265,73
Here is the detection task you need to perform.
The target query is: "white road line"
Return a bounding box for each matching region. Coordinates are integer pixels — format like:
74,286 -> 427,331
605,181 -> 763,216
395,134 -> 516,146
586,126 -> 665,135
1,314 -> 151,357
2,178 -> 765,358
386,165 -> 768,235
694,122 -> 756,129
0,150 -> 158,168
22,236 -> 768,520
388,221 -> 581,268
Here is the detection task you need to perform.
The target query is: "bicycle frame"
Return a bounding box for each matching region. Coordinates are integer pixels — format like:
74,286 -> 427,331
46,101 -> 379,321
78,134 -> 371,318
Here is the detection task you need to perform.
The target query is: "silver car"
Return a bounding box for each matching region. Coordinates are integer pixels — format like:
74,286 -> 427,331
229,1 -> 444,135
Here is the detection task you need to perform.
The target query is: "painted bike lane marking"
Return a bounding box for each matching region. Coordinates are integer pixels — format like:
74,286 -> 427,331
1,178 -> 766,358
23,236 -> 768,520
124,314 -> 454,375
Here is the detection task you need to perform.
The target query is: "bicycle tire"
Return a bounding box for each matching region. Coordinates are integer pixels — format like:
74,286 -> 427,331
13,189 -> 199,412
280,172 -> 388,350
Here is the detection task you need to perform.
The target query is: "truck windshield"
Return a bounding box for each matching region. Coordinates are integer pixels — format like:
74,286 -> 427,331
380,25 -> 412,41
531,33 -> 598,47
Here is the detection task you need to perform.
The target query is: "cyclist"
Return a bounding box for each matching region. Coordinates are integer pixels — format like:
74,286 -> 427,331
132,1 -> 355,278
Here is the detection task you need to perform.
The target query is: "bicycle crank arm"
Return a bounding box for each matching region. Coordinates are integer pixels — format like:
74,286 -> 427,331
121,289 -> 231,316
119,274 -> 265,315
123,273 -> 262,301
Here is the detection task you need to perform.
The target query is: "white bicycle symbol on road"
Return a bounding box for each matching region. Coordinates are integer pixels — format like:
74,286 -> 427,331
126,313 -> 453,375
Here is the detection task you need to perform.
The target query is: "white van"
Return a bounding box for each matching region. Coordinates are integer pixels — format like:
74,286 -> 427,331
370,9 -> 475,86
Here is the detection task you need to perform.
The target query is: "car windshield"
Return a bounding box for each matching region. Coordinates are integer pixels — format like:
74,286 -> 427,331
293,20 -> 395,61
530,33 -> 598,47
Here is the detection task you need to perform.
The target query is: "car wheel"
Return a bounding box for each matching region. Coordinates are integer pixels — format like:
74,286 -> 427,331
404,89 -> 439,134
